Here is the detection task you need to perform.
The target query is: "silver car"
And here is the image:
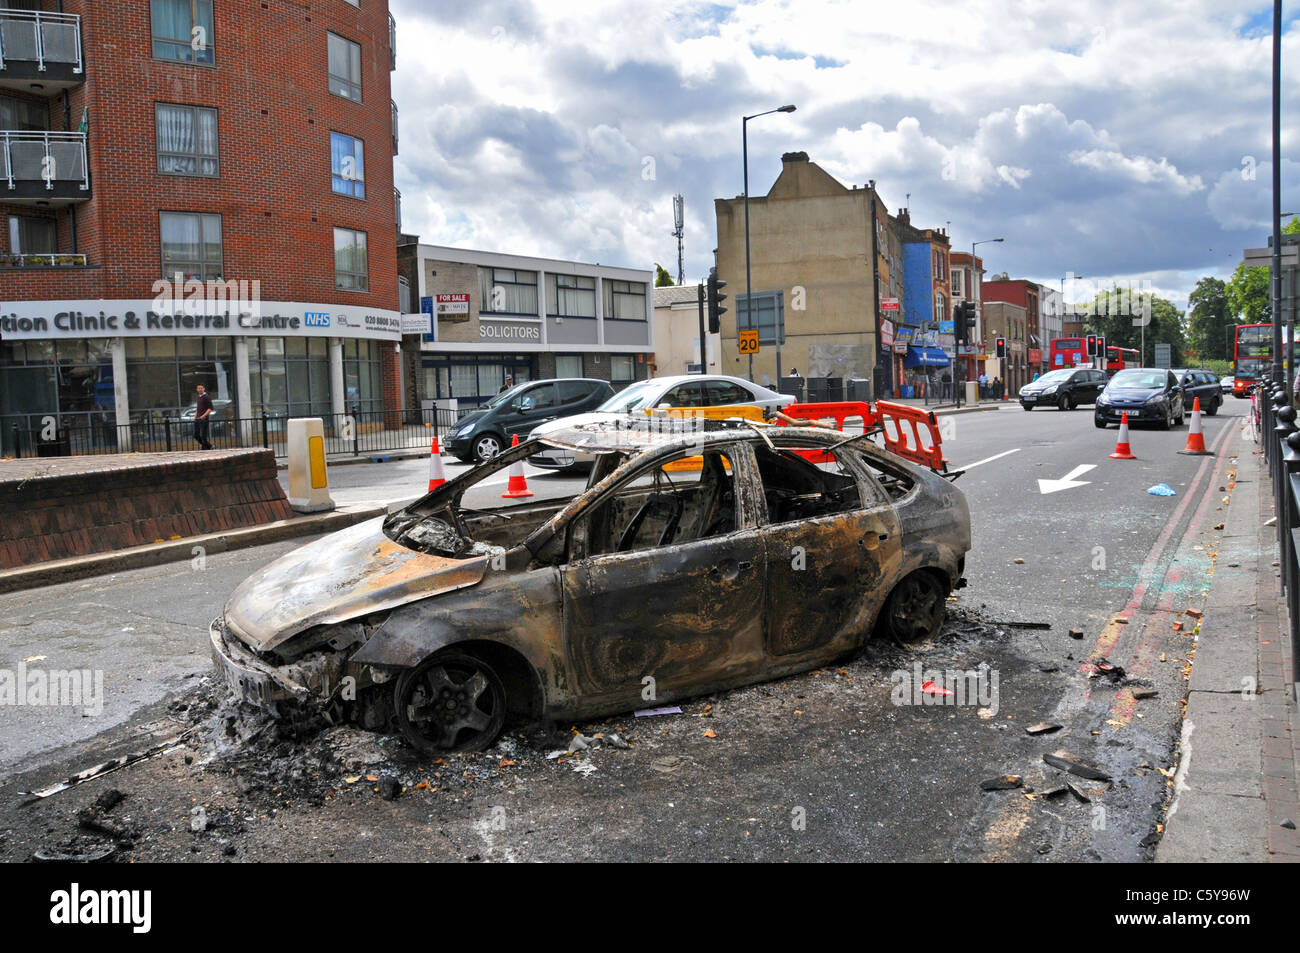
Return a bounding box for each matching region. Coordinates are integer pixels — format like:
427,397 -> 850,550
528,374 -> 795,470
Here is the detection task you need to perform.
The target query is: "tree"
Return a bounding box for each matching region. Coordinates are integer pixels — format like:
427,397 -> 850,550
1187,277 -> 1231,361
654,263 -> 674,287
1083,290 -> 1188,365
1225,216 -> 1300,325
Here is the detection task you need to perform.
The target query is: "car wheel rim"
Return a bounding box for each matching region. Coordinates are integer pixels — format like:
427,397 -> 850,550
397,656 -> 505,752
891,576 -> 943,642
475,437 -> 501,460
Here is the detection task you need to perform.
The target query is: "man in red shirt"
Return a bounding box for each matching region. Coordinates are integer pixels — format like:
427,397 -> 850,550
194,384 -> 214,450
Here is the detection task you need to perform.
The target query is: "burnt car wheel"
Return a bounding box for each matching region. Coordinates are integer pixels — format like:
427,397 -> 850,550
394,652 -> 507,753
472,434 -> 503,462
880,571 -> 948,643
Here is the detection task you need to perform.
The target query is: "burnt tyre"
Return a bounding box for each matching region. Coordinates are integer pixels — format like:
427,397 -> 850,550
878,570 -> 948,643
472,434 -> 504,462
394,651 -> 507,753
1058,393 -> 1074,411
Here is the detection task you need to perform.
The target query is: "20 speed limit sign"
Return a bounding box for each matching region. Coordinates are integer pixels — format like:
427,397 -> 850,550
738,328 -> 759,354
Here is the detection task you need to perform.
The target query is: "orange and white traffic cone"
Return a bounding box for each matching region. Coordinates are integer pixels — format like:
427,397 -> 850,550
501,434 -> 533,499
1109,412 -> 1137,459
427,435 -> 447,492
1178,397 -> 1214,456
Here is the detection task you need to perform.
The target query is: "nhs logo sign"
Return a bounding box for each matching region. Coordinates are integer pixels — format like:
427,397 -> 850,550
305,311 -> 331,327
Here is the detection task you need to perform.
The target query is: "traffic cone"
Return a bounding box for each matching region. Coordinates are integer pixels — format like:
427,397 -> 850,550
1109,412 -> 1137,459
1178,397 -> 1214,456
501,434 -> 533,499
427,435 -> 447,492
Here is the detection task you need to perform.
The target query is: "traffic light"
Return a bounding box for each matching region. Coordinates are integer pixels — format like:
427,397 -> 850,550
995,337 -> 1006,359
1096,336 -> 1107,363
1086,334 -> 1097,356
953,301 -> 976,343
707,267 -> 727,334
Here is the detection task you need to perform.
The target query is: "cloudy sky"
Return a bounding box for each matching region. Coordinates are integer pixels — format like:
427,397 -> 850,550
390,0 -> 1299,311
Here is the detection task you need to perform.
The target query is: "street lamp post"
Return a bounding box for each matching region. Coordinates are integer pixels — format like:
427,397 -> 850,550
742,104 -> 796,383
1059,274 -> 1083,367
970,238 -> 1003,402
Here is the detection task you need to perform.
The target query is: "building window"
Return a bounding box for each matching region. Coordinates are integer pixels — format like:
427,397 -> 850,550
952,269 -> 963,298
603,279 -> 647,320
738,291 -> 784,346
152,0 -> 215,65
330,132 -> 365,198
935,293 -> 946,324
327,32 -> 362,101
546,274 -> 595,317
610,355 -> 634,382
555,354 -> 584,378
7,216 -> 56,255
160,211 -> 222,281
247,337 -> 330,419
478,267 -> 538,315
124,336 -> 234,416
334,227 -> 368,291
0,95 -> 48,131
343,338 -> 383,413
156,104 -> 218,177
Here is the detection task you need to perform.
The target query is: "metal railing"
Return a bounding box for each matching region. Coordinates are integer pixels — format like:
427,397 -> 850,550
0,251 -> 86,267
388,12 -> 396,69
3,407 -> 462,460
0,130 -> 89,192
0,8 -> 82,73
391,99 -> 399,154
394,186 -> 401,230
1260,380 -> 1300,691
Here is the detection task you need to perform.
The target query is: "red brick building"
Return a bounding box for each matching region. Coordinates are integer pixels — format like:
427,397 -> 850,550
981,276 -> 1042,382
1,0 -> 403,452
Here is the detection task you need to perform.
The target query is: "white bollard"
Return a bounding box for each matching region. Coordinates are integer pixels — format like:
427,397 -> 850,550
287,418 -> 336,513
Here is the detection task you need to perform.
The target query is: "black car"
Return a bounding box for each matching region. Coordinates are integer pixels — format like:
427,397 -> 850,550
443,378 -> 615,462
1018,366 -> 1108,411
1094,368 -> 1185,429
1171,368 -> 1222,415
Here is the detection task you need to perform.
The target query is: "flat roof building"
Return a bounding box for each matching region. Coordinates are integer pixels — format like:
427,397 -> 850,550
397,242 -> 653,409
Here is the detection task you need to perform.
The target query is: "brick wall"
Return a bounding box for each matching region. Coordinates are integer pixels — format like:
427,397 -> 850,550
0,449 -> 294,568
5,0 -> 397,310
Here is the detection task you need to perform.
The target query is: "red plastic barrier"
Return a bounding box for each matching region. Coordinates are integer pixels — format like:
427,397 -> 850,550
777,400 -> 947,471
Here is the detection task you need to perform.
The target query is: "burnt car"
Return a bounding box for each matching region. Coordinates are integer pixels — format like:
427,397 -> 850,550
211,416 -> 971,753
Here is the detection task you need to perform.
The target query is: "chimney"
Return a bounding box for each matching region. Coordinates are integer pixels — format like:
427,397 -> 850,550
781,151 -> 810,164
897,208 -> 911,226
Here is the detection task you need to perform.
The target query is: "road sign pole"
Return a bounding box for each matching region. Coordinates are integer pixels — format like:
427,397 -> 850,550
697,282 -> 706,375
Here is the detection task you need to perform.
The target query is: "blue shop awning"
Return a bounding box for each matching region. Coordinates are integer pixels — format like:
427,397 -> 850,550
903,346 -> 950,368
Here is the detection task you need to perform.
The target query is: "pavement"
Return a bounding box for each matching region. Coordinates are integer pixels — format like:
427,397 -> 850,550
1157,431 -> 1300,862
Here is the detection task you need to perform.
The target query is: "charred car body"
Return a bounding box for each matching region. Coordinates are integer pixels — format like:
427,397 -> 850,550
211,413 -> 971,753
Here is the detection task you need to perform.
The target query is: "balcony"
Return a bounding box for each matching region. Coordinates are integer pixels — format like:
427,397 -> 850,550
1,130 -> 90,204
391,99 -> 399,154
0,251 -> 86,267
394,187 -> 401,232
388,12 -> 396,70
0,9 -> 83,92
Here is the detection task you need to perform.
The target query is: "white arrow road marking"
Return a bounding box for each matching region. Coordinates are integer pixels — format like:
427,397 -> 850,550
1037,464 -> 1097,495
960,448 -> 1021,470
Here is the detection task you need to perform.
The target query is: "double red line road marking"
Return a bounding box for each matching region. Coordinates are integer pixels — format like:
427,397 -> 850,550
1083,419 -> 1239,724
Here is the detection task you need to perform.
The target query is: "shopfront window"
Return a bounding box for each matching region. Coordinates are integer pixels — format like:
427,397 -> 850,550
555,354 -> 584,378
126,336 -> 235,417
343,338 -> 383,414
421,355 -> 533,408
248,336 -> 330,418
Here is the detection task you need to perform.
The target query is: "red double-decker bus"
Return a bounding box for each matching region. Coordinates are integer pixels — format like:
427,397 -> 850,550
1048,337 -> 1087,369
1104,346 -> 1140,375
1234,323 -> 1272,397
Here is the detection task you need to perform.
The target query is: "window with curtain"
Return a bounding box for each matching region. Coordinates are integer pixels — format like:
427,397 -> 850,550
478,267 -> 538,315
610,355 -> 634,381
603,279 -> 647,320
7,216 -> 56,255
151,0 -> 215,65
555,354 -> 583,378
327,32 -> 362,101
546,274 -> 595,317
334,228 -> 368,291
160,211 -> 222,281
330,132 -> 365,198
156,104 -> 218,176
0,95 -> 48,131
